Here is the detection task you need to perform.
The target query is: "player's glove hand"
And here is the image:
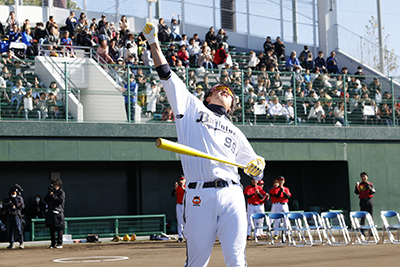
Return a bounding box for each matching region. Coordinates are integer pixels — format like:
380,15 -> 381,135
142,23 -> 158,45
244,157 -> 265,177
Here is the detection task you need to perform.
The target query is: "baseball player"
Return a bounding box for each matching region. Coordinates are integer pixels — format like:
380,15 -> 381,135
143,23 -> 265,267
355,172 -> 375,233
269,176 -> 291,239
244,179 -> 268,239
171,176 -> 186,242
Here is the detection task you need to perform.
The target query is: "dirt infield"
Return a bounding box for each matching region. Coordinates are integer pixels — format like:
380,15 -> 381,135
1,239 -> 399,266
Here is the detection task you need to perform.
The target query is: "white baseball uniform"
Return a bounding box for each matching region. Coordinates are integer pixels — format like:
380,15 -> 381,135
160,70 -> 263,267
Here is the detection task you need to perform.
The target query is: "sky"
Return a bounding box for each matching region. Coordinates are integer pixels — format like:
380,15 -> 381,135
74,0 -> 400,58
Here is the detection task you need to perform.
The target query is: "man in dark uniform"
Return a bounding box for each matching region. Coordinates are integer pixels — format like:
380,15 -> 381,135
3,186 -> 25,249
45,178 -> 66,249
355,172 -> 375,233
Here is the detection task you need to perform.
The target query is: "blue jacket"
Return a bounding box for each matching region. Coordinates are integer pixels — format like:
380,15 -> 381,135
124,82 -> 138,104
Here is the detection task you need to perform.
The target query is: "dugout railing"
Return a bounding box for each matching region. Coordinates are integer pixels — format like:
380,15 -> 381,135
30,214 -> 166,241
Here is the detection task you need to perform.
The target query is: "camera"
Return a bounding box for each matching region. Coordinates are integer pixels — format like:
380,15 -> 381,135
48,183 -> 55,193
14,184 -> 23,195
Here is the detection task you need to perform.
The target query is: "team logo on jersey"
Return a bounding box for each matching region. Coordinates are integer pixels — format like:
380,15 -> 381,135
192,196 -> 201,206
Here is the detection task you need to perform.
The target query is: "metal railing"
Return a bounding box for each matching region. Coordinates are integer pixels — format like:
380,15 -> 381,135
31,214 -> 166,241
337,24 -> 400,78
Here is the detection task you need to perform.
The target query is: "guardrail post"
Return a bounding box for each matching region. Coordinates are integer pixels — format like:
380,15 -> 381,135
64,62 -> 69,122
292,72 -> 297,125
115,219 -> 119,236
241,69 -> 244,125
64,221 -> 68,235
31,219 -> 35,241
163,215 -> 166,233
343,73 -> 348,126
391,77 -> 395,127
127,65 -> 131,123
185,67 -> 189,90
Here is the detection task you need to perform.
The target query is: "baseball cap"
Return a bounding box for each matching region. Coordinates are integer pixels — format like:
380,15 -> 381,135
278,175 -> 285,180
233,62 -> 239,68
117,58 -> 123,62
373,77 -> 378,80
259,96 -> 266,100
258,180 -> 264,185
179,176 -> 185,180
196,84 -> 203,89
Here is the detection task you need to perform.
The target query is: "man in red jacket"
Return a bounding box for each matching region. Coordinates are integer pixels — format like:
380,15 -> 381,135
172,176 -> 186,242
269,176 -> 291,239
244,178 -> 268,240
355,172 -> 375,234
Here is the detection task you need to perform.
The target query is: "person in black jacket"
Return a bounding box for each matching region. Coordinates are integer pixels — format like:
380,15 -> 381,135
45,178 -> 65,249
3,186 -> 25,249
28,194 -> 46,219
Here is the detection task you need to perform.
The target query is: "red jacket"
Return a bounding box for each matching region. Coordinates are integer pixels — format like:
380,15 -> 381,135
355,182 -> 375,199
175,185 -> 185,204
244,185 -> 266,205
213,48 -> 227,65
178,50 -> 189,61
269,186 -> 291,203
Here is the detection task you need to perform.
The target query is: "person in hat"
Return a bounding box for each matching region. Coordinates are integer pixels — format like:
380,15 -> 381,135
171,176 -> 186,242
244,178 -> 268,239
98,14 -> 107,31
193,84 -> 205,101
269,176 -> 291,239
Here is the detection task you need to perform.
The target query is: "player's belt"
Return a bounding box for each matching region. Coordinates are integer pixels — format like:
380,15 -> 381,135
188,179 -> 237,189
272,202 -> 287,205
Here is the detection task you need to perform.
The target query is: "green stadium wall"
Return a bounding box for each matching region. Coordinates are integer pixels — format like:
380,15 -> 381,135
0,122 -> 399,229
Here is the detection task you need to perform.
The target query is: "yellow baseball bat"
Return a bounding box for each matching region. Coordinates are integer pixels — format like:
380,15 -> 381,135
155,138 -> 246,169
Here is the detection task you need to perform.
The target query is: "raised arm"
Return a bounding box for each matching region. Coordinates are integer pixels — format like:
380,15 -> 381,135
142,23 -> 167,67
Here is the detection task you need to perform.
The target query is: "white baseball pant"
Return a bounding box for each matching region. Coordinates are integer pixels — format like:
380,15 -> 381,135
176,203 -> 184,239
247,203 -> 265,236
270,202 -> 289,235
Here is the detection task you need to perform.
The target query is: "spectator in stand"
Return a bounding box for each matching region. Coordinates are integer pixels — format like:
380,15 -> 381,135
270,72 -> 283,92
97,39 -> 115,64
90,18 -> 98,33
161,107 -> 175,122
265,49 -> 278,71
334,101 -> 347,125
378,103 -> 392,126
21,27 -> 34,47
273,36 -> 285,61
323,100 -> 335,124
299,45 -> 313,70
255,52 -> 267,70
79,26 -> 94,47
8,23 -> 22,44
187,38 -> 201,66
216,28 -> 229,51
46,15 -> 59,37
140,46 -> 154,71
177,45 -> 190,67
34,22 -> 47,45
192,33 -> 202,46
205,27 -> 217,50
369,77 -> 382,103
285,87 -> 294,101
74,17 -> 88,44
65,11 -> 78,36
157,18 -> 170,43
6,11 -> 19,32
308,101 -> 325,123
263,36 -> 274,54
21,19 -> 30,33
18,89 -> 40,120
291,66 -> 305,89
193,84 -> 205,101
165,43 -> 177,66
170,14 -> 181,41
119,15 -> 130,39
314,50 -> 326,71
255,80 -> 267,98
61,31 -> 74,57
121,74 -> 138,122
124,42 -> 138,63
99,21 -> 112,41
197,74 -> 212,91
179,34 -> 189,47
268,96 -> 284,123
247,51 -> 260,70
354,66 -> 366,82
213,43 -> 227,71
108,39 -> 119,62
11,79 -> 25,110
98,15 -> 107,31
282,100 -> 295,123
198,46 -> 213,71
35,92 -> 49,120
286,50 -> 301,72
257,64 -> 270,88
78,12 -> 86,24
326,51 -> 340,74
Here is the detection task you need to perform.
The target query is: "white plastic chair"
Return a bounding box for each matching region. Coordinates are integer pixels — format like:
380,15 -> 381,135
303,211 -> 326,244
349,211 -> 379,245
266,212 -> 290,245
321,211 -> 350,246
250,213 -> 269,244
286,212 -> 313,247
381,210 -> 400,244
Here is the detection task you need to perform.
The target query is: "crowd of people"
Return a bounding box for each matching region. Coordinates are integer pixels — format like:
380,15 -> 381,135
0,179 -> 65,249
1,10 -> 399,125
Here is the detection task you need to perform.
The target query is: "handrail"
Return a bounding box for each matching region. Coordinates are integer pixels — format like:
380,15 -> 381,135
38,44 -> 82,101
89,47 -> 127,87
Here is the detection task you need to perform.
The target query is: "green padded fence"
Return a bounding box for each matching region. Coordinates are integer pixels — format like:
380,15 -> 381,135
31,214 -> 166,241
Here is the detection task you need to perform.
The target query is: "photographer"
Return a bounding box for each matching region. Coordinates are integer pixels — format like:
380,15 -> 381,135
44,178 -> 65,249
3,185 -> 25,249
